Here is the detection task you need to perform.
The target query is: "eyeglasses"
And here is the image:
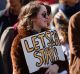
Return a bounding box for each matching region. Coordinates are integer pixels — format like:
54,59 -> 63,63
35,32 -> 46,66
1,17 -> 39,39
41,12 -> 48,18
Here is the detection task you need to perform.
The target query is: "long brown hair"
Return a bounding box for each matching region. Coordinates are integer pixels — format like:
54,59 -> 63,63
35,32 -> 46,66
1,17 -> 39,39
18,1 -> 45,31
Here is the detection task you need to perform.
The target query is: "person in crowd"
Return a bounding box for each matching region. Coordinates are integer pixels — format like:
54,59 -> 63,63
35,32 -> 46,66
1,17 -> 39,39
0,0 -> 35,38
53,0 -> 80,63
0,0 -> 35,74
11,1 -> 68,74
0,2 -> 51,74
53,10 -> 70,63
0,0 -> 7,10
68,11 -> 80,74
59,0 -> 80,19
0,0 -> 18,38
0,0 -> 9,17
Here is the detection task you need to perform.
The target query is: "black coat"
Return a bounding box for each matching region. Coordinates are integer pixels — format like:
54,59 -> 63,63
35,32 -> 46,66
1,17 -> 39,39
0,8 -> 18,38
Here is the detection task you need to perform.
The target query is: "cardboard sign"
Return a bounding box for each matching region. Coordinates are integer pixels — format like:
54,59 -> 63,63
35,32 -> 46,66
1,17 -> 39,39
21,30 -> 65,73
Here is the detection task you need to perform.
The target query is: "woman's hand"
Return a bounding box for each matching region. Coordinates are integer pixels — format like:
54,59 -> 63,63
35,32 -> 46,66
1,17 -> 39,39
45,64 -> 59,74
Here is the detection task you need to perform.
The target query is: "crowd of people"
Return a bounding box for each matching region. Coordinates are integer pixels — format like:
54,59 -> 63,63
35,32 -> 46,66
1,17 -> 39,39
0,0 -> 80,74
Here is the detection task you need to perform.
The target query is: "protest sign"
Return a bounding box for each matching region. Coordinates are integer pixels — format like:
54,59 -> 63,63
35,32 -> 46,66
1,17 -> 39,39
21,30 -> 65,73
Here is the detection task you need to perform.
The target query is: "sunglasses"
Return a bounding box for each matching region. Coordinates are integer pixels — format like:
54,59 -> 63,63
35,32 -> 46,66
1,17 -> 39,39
41,12 -> 48,18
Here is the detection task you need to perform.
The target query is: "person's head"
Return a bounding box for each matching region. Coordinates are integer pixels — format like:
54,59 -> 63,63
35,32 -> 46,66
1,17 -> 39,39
59,0 -> 80,6
8,0 -> 35,15
18,1 -> 49,33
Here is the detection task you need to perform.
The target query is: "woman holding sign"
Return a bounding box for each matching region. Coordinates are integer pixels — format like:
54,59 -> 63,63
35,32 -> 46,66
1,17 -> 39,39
11,1 -> 68,74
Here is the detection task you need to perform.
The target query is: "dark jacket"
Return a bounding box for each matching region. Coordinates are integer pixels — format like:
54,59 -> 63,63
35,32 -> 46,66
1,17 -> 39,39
0,0 -> 7,10
0,24 -> 18,74
59,2 -> 80,19
11,25 -> 69,74
68,11 -> 80,74
0,51 -> 4,74
0,8 -> 18,38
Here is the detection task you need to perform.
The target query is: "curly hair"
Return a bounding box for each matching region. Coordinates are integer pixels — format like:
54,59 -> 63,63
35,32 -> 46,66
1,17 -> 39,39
18,1 -> 45,31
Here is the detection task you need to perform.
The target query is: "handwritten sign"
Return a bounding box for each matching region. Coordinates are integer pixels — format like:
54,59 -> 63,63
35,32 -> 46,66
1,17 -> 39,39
21,30 -> 65,73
